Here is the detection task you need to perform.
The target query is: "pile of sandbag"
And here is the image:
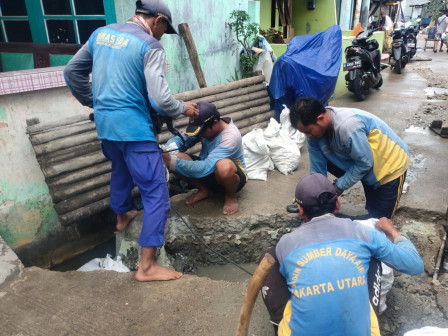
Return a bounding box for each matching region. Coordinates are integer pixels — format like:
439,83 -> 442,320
243,105 -> 305,181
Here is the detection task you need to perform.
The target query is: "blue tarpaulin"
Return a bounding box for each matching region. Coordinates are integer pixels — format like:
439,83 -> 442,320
269,25 -> 342,120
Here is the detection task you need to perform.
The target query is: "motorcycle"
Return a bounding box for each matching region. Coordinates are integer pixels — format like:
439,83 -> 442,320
389,28 -> 409,74
343,29 -> 383,101
403,24 -> 419,59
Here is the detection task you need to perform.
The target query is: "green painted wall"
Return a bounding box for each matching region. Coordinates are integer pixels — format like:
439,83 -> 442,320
292,0 -> 337,35
114,0 -> 250,93
260,0 -> 272,30
0,98 -> 63,254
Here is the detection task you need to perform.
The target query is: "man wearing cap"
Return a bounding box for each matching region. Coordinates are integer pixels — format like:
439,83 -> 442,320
163,102 -> 247,215
286,97 -> 409,220
263,173 -> 423,336
64,0 -> 199,282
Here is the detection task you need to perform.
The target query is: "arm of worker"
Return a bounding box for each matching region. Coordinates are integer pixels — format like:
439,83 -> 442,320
63,43 -> 93,108
165,133 -> 200,153
162,133 -> 200,169
143,48 -> 198,119
307,138 -> 329,176
334,130 -> 373,192
370,218 -> 424,276
169,136 -> 240,178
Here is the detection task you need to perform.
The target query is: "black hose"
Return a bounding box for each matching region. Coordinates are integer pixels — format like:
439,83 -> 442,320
170,205 -> 253,277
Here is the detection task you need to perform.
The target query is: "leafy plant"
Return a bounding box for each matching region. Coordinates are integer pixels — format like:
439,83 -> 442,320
424,0 -> 446,21
228,10 -> 259,78
226,67 -> 240,82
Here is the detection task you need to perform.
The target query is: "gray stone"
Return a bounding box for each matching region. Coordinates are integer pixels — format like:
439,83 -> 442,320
0,235 -> 24,287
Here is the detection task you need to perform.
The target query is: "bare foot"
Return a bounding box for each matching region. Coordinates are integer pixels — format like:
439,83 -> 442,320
185,188 -> 211,205
135,263 -> 183,282
223,195 -> 238,215
116,209 -> 138,231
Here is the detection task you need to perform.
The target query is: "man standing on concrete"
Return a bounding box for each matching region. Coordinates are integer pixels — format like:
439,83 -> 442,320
64,0 -> 198,282
163,102 -> 247,215
434,10 -> 448,53
286,97 -> 409,220
265,173 -> 424,335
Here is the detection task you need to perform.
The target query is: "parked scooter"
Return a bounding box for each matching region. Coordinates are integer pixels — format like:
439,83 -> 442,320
389,28 -> 409,74
343,29 -> 383,101
403,23 -> 419,59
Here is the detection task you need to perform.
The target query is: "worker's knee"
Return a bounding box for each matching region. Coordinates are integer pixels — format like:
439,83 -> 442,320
215,159 -> 236,178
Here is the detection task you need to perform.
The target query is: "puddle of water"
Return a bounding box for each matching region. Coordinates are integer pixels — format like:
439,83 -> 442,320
425,99 -> 446,103
406,153 -> 427,183
196,262 -> 258,282
50,238 -> 116,272
404,126 -> 427,134
424,87 -> 448,96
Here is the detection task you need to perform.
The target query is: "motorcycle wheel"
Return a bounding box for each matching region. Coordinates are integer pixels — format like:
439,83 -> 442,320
374,75 -> 383,89
353,70 -> 366,101
394,60 -> 402,74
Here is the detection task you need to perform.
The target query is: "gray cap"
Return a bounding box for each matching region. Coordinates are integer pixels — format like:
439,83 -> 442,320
295,173 -> 338,207
135,0 -> 178,35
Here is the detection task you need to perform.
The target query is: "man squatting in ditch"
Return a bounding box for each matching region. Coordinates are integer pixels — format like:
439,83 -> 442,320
162,101 -> 247,215
63,0 -> 199,281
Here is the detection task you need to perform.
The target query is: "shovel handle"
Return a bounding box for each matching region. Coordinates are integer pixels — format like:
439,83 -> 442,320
235,253 -> 276,336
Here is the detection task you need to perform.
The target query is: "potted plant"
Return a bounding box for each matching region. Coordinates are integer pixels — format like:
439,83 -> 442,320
228,10 -> 259,78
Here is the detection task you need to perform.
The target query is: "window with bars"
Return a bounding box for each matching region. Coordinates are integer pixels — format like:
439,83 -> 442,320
0,0 -> 116,44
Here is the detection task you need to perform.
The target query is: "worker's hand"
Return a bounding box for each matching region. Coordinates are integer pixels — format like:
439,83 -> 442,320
375,217 -> 400,242
183,102 -> 199,120
162,151 -> 171,167
333,182 -> 344,196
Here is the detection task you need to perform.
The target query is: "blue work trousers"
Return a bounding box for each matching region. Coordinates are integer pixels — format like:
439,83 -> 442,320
101,140 -> 170,247
327,161 -> 406,219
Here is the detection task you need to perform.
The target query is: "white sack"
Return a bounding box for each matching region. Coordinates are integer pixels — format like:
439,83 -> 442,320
355,218 -> 394,314
279,105 -> 306,149
253,50 -> 274,83
242,128 -> 274,181
264,118 -> 301,175
77,254 -> 130,273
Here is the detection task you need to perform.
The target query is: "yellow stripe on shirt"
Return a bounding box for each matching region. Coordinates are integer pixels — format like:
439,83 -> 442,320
368,129 -> 410,185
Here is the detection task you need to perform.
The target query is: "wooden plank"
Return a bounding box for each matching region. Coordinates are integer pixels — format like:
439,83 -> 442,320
37,142 -> 102,165
27,114 -> 90,134
54,185 -> 111,215
59,198 -> 111,226
51,173 -> 111,203
48,161 -> 111,188
178,23 -> 207,88
43,151 -> 108,179
198,83 -> 266,104
0,42 -> 83,55
173,75 -> 265,101
34,130 -> 98,156
30,122 -> 96,145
